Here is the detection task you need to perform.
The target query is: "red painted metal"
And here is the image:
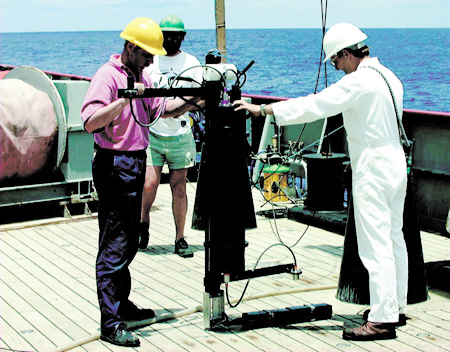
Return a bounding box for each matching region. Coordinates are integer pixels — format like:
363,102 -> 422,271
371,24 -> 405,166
0,64 -> 91,81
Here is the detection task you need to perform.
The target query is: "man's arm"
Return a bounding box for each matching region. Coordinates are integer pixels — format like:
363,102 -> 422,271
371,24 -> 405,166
84,98 -> 130,133
83,81 -> 147,133
161,96 -> 204,118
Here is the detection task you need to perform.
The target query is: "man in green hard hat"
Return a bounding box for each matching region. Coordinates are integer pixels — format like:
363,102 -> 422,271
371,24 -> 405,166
140,15 -> 203,258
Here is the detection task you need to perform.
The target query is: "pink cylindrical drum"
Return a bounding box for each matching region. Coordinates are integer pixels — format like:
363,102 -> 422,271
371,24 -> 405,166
0,78 -> 58,181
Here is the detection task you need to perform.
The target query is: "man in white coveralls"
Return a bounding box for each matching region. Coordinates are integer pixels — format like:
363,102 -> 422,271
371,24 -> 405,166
139,15 -> 203,258
234,23 -> 408,341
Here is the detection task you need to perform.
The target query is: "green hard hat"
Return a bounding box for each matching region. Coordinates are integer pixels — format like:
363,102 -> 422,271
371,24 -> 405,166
159,15 -> 186,32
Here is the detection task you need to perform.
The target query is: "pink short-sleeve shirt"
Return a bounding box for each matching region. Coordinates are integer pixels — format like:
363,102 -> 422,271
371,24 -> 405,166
81,54 -> 165,151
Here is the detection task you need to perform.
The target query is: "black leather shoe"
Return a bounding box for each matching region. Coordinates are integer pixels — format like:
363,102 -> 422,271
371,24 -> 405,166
175,237 -> 194,258
120,301 -> 156,321
100,323 -> 140,347
363,309 -> 407,326
138,222 -> 150,249
343,322 -> 396,341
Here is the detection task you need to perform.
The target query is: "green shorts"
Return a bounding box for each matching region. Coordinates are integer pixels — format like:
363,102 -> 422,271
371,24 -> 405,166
146,131 -> 196,169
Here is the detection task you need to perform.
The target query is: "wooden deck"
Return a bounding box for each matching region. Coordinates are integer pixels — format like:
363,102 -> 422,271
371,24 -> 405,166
1,181 -> 450,352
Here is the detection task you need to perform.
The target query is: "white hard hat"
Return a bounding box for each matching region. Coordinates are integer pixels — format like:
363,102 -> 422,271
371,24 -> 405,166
323,23 -> 368,63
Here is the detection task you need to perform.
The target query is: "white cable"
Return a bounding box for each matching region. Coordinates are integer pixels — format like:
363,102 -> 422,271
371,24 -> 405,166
51,284 -> 337,352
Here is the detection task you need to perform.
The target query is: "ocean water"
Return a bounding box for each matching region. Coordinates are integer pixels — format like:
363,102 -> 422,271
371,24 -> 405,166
1,28 -> 449,112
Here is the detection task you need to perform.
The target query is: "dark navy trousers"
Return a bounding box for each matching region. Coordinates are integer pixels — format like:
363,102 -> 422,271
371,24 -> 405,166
92,146 -> 146,331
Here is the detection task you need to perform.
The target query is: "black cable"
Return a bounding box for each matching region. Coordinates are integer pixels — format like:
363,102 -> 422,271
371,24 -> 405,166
170,64 -> 226,89
262,194 -> 312,248
282,1 -> 330,159
226,278 -> 250,308
238,72 -> 247,89
250,141 -> 310,245
249,155 -> 269,190
249,0 -> 339,269
225,243 -> 298,308
323,0 -> 328,87
128,64 -> 210,128
292,124 -> 306,154
173,76 -> 203,87
289,125 -> 345,159
129,98 -> 164,128
314,0 -> 329,93
224,67 -> 240,86
252,155 -> 306,246
282,124 -> 307,162
287,213 -> 314,248
234,59 -> 254,90
179,96 -> 206,115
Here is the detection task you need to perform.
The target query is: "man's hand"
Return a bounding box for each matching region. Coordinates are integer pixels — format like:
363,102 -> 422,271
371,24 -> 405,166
134,82 -> 145,95
233,100 -> 260,116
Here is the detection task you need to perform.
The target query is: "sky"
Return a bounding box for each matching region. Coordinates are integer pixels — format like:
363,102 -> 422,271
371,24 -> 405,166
1,0 -> 449,33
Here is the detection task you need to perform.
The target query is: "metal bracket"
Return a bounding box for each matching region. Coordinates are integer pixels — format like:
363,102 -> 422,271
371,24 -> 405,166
63,204 -> 72,219
203,291 -> 225,330
84,203 -> 92,216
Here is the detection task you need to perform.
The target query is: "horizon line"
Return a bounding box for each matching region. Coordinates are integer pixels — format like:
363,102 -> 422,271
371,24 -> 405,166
2,27 -> 449,34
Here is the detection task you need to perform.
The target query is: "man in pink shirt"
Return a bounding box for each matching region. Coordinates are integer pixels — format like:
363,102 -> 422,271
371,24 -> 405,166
81,17 -> 200,348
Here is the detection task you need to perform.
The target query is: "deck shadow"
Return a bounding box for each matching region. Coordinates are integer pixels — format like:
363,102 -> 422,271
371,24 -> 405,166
139,245 -> 203,256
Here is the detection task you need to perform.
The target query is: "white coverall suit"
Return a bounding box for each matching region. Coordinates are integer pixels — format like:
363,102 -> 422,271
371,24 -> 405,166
272,57 -> 408,323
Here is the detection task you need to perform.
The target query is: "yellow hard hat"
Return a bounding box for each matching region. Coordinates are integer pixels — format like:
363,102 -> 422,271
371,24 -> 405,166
120,17 -> 167,56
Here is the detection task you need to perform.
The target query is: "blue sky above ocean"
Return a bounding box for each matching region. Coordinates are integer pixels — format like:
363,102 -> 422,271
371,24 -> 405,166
1,0 -> 449,33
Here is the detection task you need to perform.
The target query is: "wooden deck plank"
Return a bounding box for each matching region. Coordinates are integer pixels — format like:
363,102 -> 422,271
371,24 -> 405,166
3,228 -> 91,281
423,308 -> 450,323
48,223 -> 99,257
187,330 -> 264,352
0,316 -> 37,352
19,226 -> 95,278
225,329 -> 294,352
402,312 -> 450,348
133,324 -> 186,352
154,325 -> 217,352
149,312 -> 275,352
3,236 -> 95,310
132,254 -> 204,292
80,340 -> 115,352
165,322 -> 239,352
1,264 -> 92,344
1,253 -> 99,333
0,297 -> 57,351
1,231 -> 98,307
1,182 -> 450,352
